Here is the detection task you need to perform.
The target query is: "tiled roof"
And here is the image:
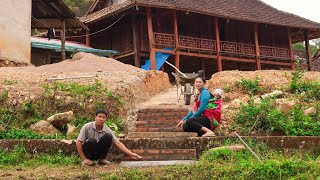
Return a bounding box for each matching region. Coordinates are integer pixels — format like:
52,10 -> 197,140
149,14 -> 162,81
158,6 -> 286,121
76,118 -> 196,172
80,0 -> 320,30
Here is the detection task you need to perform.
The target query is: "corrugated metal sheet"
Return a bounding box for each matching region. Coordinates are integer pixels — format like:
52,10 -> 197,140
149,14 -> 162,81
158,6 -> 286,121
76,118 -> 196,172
31,37 -> 118,57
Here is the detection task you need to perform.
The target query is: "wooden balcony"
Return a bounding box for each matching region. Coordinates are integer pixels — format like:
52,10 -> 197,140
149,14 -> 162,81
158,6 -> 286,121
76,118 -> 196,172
153,32 -> 305,64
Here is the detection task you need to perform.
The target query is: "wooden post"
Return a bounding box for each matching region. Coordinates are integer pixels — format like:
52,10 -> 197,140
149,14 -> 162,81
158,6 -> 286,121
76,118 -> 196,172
86,30 -> 90,47
254,23 -> 261,70
173,10 -> 180,72
61,19 -> 66,61
287,28 -> 294,70
146,8 -> 156,70
214,17 -> 222,72
132,15 -> 141,68
304,30 -> 311,71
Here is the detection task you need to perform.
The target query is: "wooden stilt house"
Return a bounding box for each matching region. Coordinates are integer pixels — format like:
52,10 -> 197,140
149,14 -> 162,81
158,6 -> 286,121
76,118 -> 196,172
80,0 -> 320,77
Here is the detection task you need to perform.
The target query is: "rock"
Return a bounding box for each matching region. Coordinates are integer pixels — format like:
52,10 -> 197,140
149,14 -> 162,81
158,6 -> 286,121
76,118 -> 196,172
30,120 -> 60,135
210,144 -> 245,152
304,107 -> 316,116
275,99 -> 296,114
261,90 -> 284,100
0,125 -> 5,132
88,98 -> 93,103
230,99 -> 242,109
66,124 -> 76,137
254,98 -> 261,105
47,111 -> 74,128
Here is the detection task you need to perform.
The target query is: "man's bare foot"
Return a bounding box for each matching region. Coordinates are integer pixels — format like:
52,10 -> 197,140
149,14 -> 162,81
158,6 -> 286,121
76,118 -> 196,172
202,132 -> 216,137
98,159 -> 111,165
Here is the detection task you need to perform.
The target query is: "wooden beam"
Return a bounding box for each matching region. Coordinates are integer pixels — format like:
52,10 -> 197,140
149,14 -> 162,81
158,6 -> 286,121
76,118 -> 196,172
61,19 -> 66,61
179,52 -> 217,59
304,30 -> 311,71
147,8 -> 156,70
113,51 -> 135,59
86,30 -> 90,47
155,48 -> 175,55
132,15 -> 141,68
254,23 -> 261,70
173,10 -> 180,72
260,60 -> 292,66
287,28 -> 294,70
222,56 -> 256,63
214,17 -> 222,71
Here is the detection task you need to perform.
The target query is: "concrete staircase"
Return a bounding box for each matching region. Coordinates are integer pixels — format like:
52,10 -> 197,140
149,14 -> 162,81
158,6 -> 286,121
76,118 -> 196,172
125,108 -> 198,162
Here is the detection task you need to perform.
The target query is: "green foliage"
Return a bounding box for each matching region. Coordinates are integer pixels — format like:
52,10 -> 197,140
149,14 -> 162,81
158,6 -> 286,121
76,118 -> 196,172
0,90 -> 8,103
236,76 -> 263,95
234,97 -> 320,136
63,0 -> 94,16
0,147 -> 80,167
293,42 -> 318,57
100,146 -> 320,179
0,128 -> 64,139
290,69 -> 320,100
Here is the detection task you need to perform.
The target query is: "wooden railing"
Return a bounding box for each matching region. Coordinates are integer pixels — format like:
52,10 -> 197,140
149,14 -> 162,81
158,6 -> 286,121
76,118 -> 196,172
152,33 -> 295,61
260,46 -> 290,59
154,32 -> 175,48
293,50 -> 307,62
178,35 -> 216,51
220,41 -> 255,56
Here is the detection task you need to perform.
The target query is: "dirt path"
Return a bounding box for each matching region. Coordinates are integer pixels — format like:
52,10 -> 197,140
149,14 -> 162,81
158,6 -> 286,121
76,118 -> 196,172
139,86 -> 194,109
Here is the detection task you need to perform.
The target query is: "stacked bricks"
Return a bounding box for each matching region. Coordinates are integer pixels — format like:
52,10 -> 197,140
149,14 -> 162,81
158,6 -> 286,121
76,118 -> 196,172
135,108 -> 189,132
127,108 -> 198,161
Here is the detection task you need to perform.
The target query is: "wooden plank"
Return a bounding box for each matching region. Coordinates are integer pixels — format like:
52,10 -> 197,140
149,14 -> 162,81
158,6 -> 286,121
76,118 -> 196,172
61,19 -> 66,61
254,23 -> 261,70
287,28 -> 294,70
304,30 -> 311,71
86,30 -> 90,47
147,8 -> 156,70
214,17 -> 222,71
132,15 -> 141,67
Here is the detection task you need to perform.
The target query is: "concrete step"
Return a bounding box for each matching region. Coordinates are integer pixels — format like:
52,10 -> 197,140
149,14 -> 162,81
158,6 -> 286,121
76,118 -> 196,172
137,108 -> 188,122
127,132 -> 197,138
135,127 -> 183,132
119,160 -> 198,167
124,149 -> 197,161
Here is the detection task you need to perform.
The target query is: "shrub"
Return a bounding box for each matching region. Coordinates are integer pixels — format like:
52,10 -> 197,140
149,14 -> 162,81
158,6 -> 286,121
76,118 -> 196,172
236,76 -> 263,95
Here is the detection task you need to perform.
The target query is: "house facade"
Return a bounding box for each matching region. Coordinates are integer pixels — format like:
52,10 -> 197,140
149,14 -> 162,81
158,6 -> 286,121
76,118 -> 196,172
81,0 -> 320,77
0,0 -> 32,65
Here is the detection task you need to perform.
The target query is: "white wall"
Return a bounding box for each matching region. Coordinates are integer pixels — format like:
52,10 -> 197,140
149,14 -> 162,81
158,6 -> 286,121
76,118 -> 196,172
0,0 -> 31,63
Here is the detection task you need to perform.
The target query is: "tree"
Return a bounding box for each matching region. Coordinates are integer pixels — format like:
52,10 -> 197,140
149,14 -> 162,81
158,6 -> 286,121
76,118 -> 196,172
63,0 -> 94,16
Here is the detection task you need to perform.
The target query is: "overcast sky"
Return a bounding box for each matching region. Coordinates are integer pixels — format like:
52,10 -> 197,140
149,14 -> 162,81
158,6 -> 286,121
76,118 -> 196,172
260,0 -> 320,23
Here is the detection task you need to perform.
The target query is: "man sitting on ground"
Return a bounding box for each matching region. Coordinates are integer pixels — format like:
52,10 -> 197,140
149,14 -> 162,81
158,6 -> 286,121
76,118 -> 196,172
76,109 -> 142,166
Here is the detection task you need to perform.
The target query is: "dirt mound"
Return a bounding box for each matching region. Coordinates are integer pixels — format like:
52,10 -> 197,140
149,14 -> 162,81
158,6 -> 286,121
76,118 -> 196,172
1,52 -> 143,73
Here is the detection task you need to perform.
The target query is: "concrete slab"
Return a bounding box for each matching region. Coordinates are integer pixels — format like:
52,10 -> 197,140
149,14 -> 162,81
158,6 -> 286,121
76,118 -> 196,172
119,160 -> 198,167
127,132 -> 197,138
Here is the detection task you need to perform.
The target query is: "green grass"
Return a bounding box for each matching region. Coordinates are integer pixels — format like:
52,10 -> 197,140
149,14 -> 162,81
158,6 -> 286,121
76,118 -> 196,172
236,76 -> 263,95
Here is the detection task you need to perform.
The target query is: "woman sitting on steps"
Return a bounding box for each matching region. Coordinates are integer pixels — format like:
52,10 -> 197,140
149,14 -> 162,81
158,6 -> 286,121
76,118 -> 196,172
176,77 -> 222,137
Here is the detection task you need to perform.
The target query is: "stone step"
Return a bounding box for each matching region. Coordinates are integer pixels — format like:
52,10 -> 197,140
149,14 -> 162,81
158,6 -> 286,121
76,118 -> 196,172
135,127 -> 183,132
119,160 -> 198,167
127,132 -> 197,138
124,149 -> 197,161
137,108 -> 188,122
136,119 -> 181,127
